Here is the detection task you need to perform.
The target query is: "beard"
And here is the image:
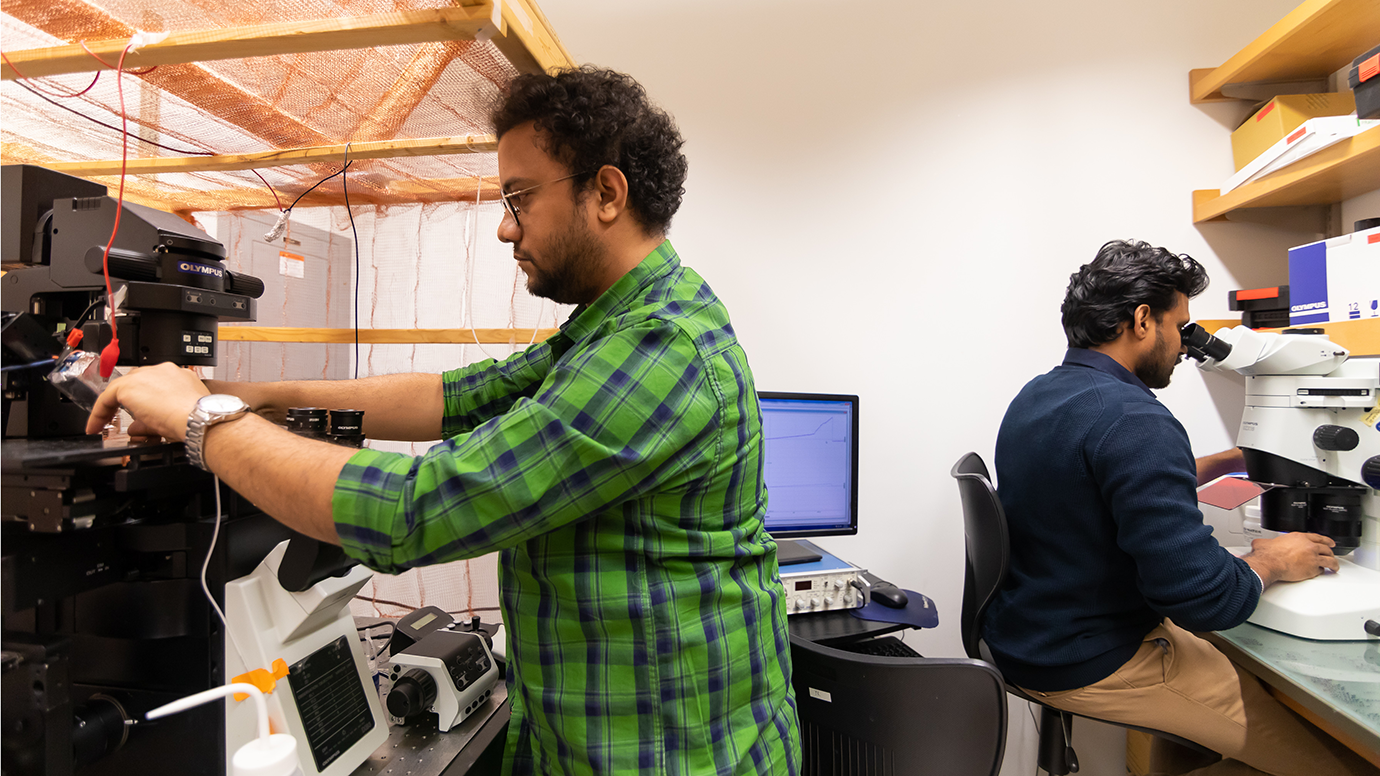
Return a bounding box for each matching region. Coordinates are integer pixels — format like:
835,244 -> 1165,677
521,205 -> 607,305
1134,326 -> 1181,389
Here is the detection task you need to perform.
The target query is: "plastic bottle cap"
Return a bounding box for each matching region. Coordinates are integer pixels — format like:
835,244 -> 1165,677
231,734 -> 302,776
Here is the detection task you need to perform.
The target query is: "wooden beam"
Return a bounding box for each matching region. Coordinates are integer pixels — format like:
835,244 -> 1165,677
1,6 -> 497,80
1189,0 -> 1380,103
386,176 -> 503,198
487,0 -> 576,74
42,135 -> 499,177
79,175 -> 503,212
219,327 -> 556,344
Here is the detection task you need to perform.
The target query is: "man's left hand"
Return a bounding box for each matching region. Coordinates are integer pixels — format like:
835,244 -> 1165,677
85,362 -> 210,440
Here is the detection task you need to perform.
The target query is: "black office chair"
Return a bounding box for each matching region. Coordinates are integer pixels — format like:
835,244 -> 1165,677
951,452 -> 1216,775
790,633 -> 1006,776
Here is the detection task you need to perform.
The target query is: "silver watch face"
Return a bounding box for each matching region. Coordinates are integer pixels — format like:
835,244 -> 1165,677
199,394 -> 248,415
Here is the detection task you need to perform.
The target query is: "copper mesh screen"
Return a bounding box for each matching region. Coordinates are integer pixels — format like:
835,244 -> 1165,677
2,2 -> 514,211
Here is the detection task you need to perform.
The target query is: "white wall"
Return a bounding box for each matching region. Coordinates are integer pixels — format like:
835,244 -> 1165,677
534,1 -> 1380,773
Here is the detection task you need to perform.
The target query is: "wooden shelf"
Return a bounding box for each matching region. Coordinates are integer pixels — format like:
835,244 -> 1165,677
1198,317 -> 1380,356
1189,0 -> 1380,103
1192,125 -> 1380,222
218,327 -> 557,345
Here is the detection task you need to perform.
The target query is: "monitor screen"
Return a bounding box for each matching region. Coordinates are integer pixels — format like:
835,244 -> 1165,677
758,392 -> 859,538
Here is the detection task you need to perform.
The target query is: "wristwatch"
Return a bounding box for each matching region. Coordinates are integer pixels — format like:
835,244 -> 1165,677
185,394 -> 250,471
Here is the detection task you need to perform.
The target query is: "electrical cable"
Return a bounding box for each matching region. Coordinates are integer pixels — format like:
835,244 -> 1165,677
462,176 -> 506,362
204,475 -> 250,671
78,41 -> 158,75
284,162 -> 353,212
352,593 -> 500,615
7,64 -> 284,211
0,50 -> 101,98
93,41 -> 137,380
341,143 -> 361,380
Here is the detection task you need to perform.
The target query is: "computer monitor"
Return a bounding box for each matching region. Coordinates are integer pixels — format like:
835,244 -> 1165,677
758,392 -> 859,563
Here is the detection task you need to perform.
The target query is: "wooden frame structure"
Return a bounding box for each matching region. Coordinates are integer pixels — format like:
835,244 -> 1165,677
2,0 -> 575,345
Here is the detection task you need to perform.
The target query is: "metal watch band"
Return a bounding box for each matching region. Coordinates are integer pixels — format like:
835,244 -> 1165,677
185,408 -> 214,471
185,396 -> 248,472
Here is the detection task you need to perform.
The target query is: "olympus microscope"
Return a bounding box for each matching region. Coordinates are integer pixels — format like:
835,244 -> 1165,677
1185,323 -> 1380,641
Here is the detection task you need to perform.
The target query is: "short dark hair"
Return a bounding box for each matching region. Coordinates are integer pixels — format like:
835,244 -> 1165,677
1060,240 -> 1209,348
490,66 -> 688,236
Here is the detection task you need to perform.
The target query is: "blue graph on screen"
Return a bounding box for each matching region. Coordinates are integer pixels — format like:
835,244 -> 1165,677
761,398 -> 854,534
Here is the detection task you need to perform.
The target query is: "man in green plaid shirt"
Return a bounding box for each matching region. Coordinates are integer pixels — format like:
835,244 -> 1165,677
90,67 -> 800,775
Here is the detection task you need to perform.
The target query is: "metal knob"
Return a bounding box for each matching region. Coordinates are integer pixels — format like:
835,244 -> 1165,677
1314,425 -> 1359,452
1362,456 -> 1380,490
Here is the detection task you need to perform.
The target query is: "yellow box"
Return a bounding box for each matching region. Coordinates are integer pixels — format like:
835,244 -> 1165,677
1230,93 -> 1356,170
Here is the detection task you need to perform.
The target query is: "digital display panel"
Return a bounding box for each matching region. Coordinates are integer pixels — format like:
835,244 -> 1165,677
759,392 -> 859,538
286,636 -> 375,771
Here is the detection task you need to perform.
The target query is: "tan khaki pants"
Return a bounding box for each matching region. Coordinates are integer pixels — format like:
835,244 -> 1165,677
1019,621 -> 1375,776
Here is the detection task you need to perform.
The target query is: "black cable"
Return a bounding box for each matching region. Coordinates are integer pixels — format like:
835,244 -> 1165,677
341,143 -> 360,380
284,161 -> 353,213
12,79 -> 214,157
352,594 -> 501,616
69,296 -> 105,337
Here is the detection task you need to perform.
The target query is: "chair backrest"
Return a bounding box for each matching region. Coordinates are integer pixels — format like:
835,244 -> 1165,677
790,634 -> 1007,776
950,452 -> 1010,662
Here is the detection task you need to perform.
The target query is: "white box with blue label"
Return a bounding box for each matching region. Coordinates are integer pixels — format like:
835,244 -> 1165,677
1288,226 -> 1380,325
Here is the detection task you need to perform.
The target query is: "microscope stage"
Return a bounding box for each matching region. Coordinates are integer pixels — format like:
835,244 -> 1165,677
1227,551 -> 1380,641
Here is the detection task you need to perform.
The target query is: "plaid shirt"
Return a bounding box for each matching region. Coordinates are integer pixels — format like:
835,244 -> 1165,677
334,242 -> 800,775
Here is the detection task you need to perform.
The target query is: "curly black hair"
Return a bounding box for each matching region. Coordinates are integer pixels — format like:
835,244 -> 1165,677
490,66 -> 688,237
1060,240 -> 1209,348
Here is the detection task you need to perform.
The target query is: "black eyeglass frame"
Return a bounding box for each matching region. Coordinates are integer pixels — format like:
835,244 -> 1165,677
498,170 -> 595,228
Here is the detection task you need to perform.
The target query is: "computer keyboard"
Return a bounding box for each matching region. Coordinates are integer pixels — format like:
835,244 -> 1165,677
841,635 -> 921,658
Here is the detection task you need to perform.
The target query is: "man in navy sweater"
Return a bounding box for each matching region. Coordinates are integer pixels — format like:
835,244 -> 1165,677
982,241 -> 1369,775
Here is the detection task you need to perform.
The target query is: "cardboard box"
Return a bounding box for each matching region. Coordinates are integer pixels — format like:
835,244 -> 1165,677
1231,93 -> 1356,170
1289,227 -> 1380,325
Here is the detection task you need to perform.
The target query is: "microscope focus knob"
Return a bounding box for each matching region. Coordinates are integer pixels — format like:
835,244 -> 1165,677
1363,456 -> 1380,490
1313,425 -> 1359,452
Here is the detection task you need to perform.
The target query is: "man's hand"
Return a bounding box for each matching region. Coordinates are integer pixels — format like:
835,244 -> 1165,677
1243,532 -> 1338,587
85,362 -> 210,440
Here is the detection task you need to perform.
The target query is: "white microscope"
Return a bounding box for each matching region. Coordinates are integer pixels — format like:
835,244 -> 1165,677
1186,323 -> 1380,641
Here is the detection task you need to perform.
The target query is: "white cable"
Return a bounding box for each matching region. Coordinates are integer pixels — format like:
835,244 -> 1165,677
147,683 -> 270,742
458,175 -> 506,361
203,475 -> 250,672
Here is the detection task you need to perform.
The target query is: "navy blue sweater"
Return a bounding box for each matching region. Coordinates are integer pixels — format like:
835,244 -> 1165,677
981,349 -> 1259,692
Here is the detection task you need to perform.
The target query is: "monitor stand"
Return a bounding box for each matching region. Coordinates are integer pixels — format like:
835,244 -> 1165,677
776,539 -> 824,566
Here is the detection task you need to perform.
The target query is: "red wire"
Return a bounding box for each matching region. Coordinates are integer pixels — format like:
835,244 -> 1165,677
77,41 -> 160,76
1,50 -> 102,98
97,42 -> 136,379
251,169 -> 286,211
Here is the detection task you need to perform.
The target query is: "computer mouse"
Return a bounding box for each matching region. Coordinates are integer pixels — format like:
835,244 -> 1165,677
869,583 -> 908,609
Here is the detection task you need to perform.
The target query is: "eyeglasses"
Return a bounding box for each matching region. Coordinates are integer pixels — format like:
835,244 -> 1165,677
498,171 -> 590,229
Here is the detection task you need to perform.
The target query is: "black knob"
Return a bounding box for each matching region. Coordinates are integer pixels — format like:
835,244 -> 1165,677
1365,620 -> 1380,638
1314,425 -> 1359,452
386,669 -> 437,718
1364,457 -> 1380,490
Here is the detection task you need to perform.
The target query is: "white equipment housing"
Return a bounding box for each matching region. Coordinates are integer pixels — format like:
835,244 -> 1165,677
1198,327 -> 1380,641
389,630 -> 499,732
224,540 -> 388,775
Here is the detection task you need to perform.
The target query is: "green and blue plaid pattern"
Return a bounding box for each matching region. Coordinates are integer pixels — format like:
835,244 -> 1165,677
334,242 -> 800,775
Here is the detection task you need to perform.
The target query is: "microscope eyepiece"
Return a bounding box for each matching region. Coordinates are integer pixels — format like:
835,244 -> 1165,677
1180,322 -> 1232,363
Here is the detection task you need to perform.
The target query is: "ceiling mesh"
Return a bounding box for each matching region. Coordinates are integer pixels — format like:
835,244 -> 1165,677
1,1 -> 515,213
